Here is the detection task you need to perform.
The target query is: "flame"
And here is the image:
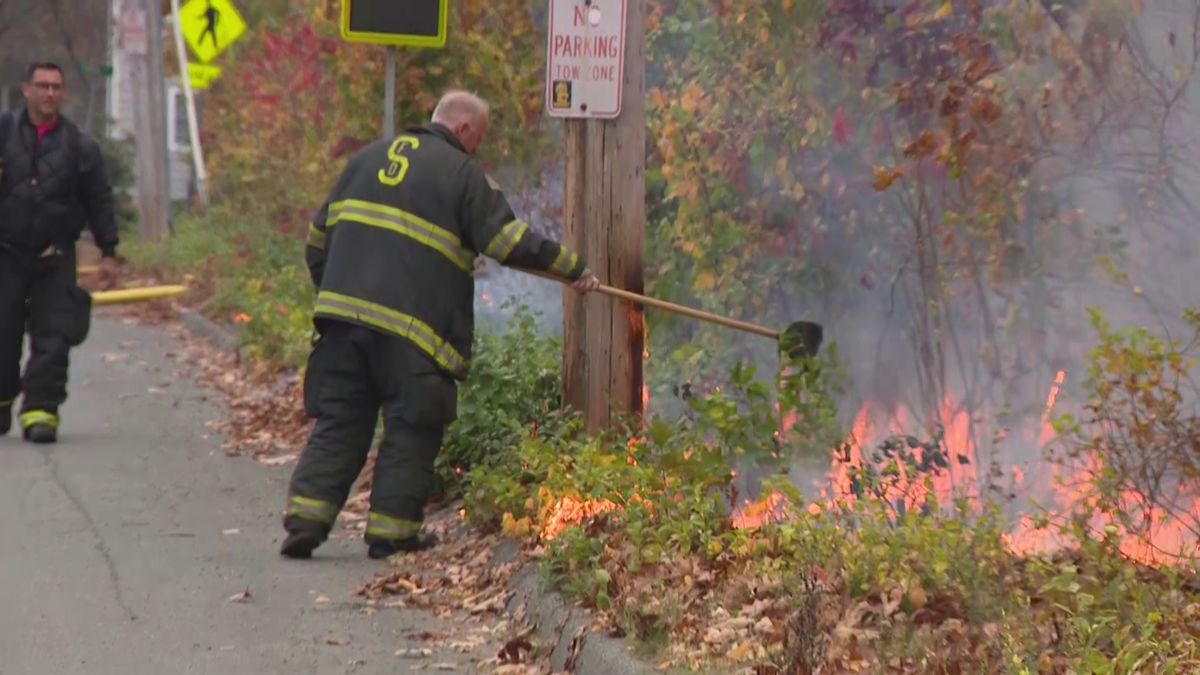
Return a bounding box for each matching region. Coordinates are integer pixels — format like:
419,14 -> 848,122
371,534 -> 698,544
534,365 -> 1200,565
541,496 -> 620,540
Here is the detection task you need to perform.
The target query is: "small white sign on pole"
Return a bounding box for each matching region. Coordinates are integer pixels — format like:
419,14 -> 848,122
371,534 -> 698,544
121,9 -> 149,56
545,0 -> 627,119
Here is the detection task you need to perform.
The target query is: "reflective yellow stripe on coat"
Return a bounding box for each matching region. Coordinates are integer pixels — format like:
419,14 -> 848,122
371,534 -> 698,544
325,199 -> 476,272
307,223 -> 326,250
313,291 -> 469,379
483,220 -> 529,262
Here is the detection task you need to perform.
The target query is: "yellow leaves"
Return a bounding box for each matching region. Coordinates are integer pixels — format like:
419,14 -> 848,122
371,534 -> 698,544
693,270 -> 718,292
934,1 -> 954,19
680,81 -> 706,115
872,165 -> 903,191
673,179 -> 701,201
904,130 -> 938,158
806,116 -> 819,135
501,511 -> 535,537
648,87 -> 667,112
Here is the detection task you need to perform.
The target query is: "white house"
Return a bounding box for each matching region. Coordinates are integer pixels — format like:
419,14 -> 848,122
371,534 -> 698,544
106,0 -> 196,203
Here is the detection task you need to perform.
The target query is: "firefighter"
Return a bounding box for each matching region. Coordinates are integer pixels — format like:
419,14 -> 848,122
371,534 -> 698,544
281,90 -> 600,560
0,61 -> 119,444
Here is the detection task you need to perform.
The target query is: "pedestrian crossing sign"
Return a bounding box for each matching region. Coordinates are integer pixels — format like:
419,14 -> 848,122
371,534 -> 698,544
179,0 -> 248,64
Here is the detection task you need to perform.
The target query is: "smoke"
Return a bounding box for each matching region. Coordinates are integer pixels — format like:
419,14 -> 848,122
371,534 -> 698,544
474,169 -> 567,333
479,2 -> 1200,526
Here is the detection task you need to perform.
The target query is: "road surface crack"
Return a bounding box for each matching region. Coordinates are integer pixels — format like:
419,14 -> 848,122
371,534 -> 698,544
41,448 -> 138,623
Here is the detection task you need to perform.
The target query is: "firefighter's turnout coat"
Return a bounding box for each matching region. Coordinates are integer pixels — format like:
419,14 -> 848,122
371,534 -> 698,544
304,123 -> 586,379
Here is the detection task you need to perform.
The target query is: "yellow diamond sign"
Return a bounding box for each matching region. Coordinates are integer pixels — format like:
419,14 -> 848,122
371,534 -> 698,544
179,0 -> 247,63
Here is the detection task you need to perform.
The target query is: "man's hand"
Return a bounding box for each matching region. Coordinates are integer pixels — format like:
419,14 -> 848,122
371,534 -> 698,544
97,256 -> 119,291
571,269 -> 601,293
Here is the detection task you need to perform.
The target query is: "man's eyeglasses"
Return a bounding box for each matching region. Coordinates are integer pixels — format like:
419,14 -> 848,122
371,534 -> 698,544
31,82 -> 63,93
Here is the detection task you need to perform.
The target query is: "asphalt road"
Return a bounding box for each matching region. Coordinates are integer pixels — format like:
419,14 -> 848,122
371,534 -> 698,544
0,316 -> 479,675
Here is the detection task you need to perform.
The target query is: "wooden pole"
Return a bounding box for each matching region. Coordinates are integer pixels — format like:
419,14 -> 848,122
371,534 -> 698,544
561,0 -> 646,434
131,0 -> 171,242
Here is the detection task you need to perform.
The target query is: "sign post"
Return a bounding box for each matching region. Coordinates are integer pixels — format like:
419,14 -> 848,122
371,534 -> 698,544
549,0 -> 646,433
340,0 -> 450,140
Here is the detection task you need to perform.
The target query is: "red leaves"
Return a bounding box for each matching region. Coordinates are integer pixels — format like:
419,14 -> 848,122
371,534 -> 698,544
832,107 -> 854,144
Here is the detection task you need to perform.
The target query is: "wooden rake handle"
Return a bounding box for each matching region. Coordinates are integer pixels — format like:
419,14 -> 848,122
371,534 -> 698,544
514,268 -> 779,339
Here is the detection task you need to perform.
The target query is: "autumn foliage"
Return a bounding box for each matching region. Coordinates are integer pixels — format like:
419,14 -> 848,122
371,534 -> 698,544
143,0 -> 1200,671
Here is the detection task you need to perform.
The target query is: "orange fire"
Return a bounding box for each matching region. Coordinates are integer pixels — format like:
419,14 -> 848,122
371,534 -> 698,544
538,357 -> 1200,565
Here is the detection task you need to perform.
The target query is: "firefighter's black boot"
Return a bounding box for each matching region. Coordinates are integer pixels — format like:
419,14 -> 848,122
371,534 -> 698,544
280,531 -> 324,559
23,424 -> 57,444
19,410 -> 59,444
367,532 -> 440,560
0,403 -> 11,436
280,516 -> 330,560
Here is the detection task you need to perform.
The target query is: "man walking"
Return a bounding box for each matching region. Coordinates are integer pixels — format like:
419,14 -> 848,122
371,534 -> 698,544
0,62 -> 119,443
282,90 -> 599,560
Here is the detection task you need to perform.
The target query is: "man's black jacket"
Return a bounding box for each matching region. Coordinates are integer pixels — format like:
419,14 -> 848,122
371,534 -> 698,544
0,109 -> 118,258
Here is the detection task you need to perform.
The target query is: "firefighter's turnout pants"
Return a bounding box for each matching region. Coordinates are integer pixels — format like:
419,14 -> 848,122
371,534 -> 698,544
0,244 -> 91,427
286,319 -> 458,545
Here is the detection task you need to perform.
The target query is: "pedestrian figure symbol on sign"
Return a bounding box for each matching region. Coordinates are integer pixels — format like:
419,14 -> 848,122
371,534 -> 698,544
551,80 -> 572,110
199,0 -> 221,49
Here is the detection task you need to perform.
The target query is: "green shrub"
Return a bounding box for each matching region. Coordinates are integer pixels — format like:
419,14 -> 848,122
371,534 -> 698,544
439,300 -> 571,497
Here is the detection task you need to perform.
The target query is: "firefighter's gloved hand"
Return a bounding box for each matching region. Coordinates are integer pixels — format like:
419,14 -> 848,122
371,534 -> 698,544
97,256 -> 120,291
571,269 -> 601,293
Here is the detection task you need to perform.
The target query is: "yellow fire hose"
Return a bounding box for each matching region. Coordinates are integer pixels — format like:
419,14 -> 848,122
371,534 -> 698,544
77,267 -> 187,305
91,285 -> 188,306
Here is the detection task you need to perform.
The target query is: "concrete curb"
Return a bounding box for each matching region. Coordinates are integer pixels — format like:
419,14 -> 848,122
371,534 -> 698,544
493,539 -> 659,675
176,308 -> 244,356
168,308 -> 658,675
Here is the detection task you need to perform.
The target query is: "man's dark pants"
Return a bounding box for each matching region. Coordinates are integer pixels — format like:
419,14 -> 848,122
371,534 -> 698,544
0,244 -> 81,429
285,319 -> 458,547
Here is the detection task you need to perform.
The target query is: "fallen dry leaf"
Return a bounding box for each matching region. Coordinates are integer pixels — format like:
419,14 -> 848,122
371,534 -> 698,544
228,589 -> 252,603
315,595 -> 330,604
497,636 -> 533,663
396,647 -> 434,658
323,635 -> 350,646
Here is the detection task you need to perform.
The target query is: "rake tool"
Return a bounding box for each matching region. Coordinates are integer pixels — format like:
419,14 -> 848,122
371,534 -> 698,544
513,268 -> 824,360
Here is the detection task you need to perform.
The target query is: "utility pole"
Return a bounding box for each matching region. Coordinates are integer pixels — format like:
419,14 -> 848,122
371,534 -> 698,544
556,0 -> 646,433
128,0 -> 171,242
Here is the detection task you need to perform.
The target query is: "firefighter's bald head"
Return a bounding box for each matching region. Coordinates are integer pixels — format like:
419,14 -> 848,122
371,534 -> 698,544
432,90 -> 490,156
